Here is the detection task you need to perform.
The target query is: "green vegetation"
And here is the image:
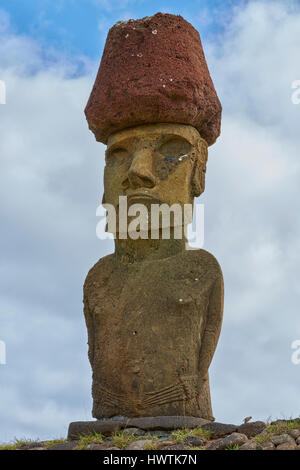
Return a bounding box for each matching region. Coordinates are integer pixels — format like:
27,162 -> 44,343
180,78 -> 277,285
143,441 -> 160,450
226,444 -> 239,450
254,417 -> 300,445
110,430 -> 157,449
1,417 -> 299,451
75,432 -> 103,450
0,438 -> 40,450
171,427 -> 211,442
43,438 -> 67,449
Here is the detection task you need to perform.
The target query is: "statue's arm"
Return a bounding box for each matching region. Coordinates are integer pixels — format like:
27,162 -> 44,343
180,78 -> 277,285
198,273 -> 224,376
83,293 -> 95,367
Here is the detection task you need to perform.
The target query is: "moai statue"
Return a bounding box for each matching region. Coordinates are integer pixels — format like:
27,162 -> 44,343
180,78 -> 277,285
84,13 -> 223,421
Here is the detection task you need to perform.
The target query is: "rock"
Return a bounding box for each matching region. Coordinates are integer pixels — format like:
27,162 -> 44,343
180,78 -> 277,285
85,13 -> 222,146
123,427 -> 145,436
106,446 -> 120,450
49,441 -> 79,450
237,421 -> 266,438
206,432 -> 248,450
296,445 -> 300,450
157,440 -> 177,448
184,436 -> 206,447
125,440 -> 154,450
19,442 -> 44,450
201,422 -> 238,438
271,434 -> 295,446
157,436 -> 173,442
258,441 -> 275,450
161,444 -> 188,450
297,437 -> 300,445
127,416 -> 210,431
256,429 -> 270,438
149,430 -> 170,437
68,420 -> 125,439
85,443 -> 108,450
21,445 -> 45,451
276,441 -> 297,450
288,429 -> 300,439
239,440 -> 257,450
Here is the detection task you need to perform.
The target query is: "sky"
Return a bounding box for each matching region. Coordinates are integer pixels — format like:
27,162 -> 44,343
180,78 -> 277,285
1,0 -> 300,443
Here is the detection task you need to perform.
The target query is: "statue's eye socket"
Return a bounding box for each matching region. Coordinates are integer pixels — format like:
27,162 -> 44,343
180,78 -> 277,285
159,138 -> 191,162
106,147 -> 128,163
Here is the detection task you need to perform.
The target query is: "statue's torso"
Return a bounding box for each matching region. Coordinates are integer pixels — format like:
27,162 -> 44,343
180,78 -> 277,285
84,249 -> 222,419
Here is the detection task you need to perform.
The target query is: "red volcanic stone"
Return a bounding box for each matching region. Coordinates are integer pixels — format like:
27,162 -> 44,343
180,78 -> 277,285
85,13 -> 222,146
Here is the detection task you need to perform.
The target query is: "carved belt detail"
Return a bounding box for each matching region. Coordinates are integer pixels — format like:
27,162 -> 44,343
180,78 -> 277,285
96,375 -> 202,412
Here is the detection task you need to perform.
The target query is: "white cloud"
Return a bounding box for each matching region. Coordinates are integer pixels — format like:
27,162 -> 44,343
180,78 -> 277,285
201,0 -> 300,422
0,9 -> 113,443
1,1 -> 300,443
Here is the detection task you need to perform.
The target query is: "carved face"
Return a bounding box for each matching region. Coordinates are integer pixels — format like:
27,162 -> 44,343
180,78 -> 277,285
103,123 -> 207,233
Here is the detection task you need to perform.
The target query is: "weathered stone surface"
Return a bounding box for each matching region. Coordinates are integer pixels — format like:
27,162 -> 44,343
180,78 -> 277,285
125,440 -> 154,450
49,441 -> 78,450
150,430 -> 170,437
256,428 -> 270,438
276,441 -> 297,450
288,429 -> 300,439
84,124 -> 223,421
106,446 -> 120,450
68,416 -> 212,439
85,13 -> 221,146
201,422 -> 238,438
20,445 -> 45,451
161,444 -> 188,450
68,420 -> 125,439
157,440 -> 177,448
85,443 -> 108,450
184,435 -> 206,447
206,432 -> 248,450
239,440 -> 257,450
271,434 -> 295,446
258,441 -> 275,450
123,427 -> 146,436
237,421 -> 266,438
297,436 -> 300,445
82,12 -> 223,421
19,442 -> 44,450
127,416 -> 210,430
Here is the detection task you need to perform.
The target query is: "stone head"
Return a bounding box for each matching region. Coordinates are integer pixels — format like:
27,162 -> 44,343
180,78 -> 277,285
84,13 -> 222,234
103,123 -> 208,214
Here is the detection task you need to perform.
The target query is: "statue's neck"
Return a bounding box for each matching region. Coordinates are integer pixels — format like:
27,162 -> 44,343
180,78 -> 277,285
114,228 -> 187,263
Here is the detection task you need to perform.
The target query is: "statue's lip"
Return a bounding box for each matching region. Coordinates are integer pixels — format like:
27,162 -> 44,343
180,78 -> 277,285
126,191 -> 161,203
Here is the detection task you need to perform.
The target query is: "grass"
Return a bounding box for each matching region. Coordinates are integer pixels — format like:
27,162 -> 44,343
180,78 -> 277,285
74,432 -> 103,450
254,417 -> 300,445
170,427 -> 211,443
43,438 -> 67,449
0,442 -> 21,450
143,441 -> 160,450
110,430 -> 157,449
226,444 -> 239,450
0,438 -> 41,451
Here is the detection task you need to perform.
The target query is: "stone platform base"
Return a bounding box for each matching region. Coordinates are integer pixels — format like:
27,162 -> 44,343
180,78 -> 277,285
68,416 -> 211,439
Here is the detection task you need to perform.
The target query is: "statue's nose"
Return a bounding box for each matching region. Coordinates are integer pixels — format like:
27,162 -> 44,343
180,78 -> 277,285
126,149 -> 156,189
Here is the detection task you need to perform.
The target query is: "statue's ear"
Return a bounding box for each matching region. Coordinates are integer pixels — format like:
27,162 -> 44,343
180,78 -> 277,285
192,165 -> 206,197
191,139 -> 207,197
